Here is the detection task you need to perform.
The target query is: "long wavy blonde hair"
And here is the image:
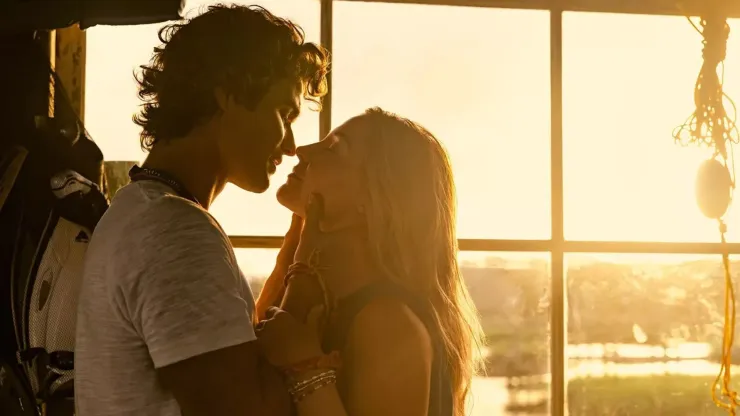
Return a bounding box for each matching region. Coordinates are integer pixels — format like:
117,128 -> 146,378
356,107 -> 484,415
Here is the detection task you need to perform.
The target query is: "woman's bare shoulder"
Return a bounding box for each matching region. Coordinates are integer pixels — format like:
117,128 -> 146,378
347,296 -> 433,358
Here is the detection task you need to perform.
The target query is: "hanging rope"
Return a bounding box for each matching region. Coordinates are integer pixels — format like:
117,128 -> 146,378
714,219 -> 739,414
673,8 -> 740,414
673,14 -> 738,159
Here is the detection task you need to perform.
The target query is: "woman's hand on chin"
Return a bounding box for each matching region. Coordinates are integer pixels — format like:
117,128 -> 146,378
294,193 -> 326,265
256,306 -> 325,368
254,213 -> 304,321
294,193 -> 364,264
279,213 -> 304,265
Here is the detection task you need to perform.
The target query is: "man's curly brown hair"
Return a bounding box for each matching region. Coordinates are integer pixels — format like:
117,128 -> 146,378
133,4 -> 329,151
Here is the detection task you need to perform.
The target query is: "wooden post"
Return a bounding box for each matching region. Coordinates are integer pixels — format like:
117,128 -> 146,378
54,24 -> 86,122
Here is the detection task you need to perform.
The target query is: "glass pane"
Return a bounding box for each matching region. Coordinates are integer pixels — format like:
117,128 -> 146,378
332,2 -> 551,240
84,0 -> 320,235
464,252 -> 551,416
235,248 -> 551,416
564,13 -> 740,242
566,253 -> 737,415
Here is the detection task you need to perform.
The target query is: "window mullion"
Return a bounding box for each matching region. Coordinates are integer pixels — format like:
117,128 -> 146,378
320,0 -> 334,138
549,7 -> 566,416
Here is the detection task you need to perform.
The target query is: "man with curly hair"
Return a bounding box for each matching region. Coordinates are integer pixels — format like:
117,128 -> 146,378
75,4 -> 329,415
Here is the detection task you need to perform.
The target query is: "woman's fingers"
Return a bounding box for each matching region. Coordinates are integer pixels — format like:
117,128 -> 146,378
255,306 -> 325,367
265,306 -> 282,319
304,193 -> 325,233
294,194 -> 326,264
290,213 -> 304,227
256,307 -> 285,335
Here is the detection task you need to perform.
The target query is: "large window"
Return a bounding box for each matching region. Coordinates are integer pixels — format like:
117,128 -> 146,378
81,1 -> 740,415
563,14 -> 740,242
332,2 -> 551,239
567,253 -> 731,415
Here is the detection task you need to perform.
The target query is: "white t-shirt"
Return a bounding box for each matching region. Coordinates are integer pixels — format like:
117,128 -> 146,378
75,180 -> 256,416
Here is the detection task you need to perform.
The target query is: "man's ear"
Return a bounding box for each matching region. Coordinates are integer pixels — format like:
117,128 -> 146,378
214,88 -> 230,112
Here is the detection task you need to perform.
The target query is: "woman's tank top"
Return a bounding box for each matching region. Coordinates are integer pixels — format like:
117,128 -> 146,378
321,281 -> 454,416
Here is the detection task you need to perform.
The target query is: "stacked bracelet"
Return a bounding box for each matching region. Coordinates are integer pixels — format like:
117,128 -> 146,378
287,369 -> 338,403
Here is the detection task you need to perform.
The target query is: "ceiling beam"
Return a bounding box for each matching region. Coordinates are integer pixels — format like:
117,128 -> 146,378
337,0 -> 740,18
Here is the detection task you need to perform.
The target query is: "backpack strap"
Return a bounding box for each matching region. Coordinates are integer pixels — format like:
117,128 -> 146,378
16,348 -> 74,402
0,358 -> 37,416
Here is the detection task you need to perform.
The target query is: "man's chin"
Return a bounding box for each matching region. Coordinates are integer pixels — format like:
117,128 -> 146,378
232,174 -> 270,194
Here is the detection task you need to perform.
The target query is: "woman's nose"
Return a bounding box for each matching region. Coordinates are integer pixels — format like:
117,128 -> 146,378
295,144 -> 309,162
296,141 -> 323,163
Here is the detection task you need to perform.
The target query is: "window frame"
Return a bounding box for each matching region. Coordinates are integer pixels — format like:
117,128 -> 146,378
236,3 -> 740,414
55,1 -> 740,415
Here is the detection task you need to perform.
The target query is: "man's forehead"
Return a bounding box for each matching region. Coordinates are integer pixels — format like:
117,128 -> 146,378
274,79 -> 303,107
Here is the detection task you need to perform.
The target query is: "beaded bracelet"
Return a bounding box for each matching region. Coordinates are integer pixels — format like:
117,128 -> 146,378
292,377 -> 337,403
288,369 -> 338,403
289,369 -> 336,391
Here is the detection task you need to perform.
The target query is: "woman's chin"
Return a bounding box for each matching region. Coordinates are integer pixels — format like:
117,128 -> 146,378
276,184 -> 302,215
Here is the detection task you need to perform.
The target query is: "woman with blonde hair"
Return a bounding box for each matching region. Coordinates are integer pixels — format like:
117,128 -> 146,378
255,107 -> 483,416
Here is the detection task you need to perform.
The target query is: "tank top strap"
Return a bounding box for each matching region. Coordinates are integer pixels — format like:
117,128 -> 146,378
322,281 -> 429,351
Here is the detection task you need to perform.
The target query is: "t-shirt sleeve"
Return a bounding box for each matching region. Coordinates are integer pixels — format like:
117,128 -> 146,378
113,197 -> 256,369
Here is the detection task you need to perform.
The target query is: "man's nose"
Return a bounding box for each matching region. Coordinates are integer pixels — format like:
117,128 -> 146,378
295,144 -> 308,163
281,126 -> 297,157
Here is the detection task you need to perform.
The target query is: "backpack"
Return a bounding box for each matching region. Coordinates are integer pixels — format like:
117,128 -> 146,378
0,42 -> 108,415
1,4 -> 185,411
